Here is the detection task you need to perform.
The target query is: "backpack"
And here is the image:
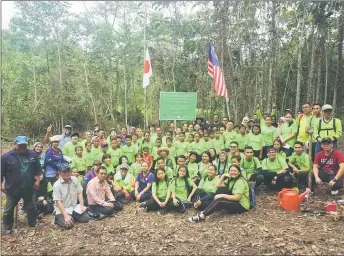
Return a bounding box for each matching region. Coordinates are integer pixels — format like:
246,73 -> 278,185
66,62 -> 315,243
318,118 -> 337,135
230,177 -> 256,209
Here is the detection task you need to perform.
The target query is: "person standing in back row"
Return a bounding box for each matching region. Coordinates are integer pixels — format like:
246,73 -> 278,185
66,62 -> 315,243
313,104 -> 342,155
1,136 -> 42,234
296,103 -> 313,144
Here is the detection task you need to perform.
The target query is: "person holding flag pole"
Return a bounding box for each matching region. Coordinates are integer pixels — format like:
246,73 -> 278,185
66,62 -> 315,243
208,41 -> 230,119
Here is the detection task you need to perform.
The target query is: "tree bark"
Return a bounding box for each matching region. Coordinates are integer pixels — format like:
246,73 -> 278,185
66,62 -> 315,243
295,3 -> 306,116
332,5 -> 344,115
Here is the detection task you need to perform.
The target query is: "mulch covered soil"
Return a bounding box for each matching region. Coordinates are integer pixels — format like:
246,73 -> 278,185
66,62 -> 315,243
1,192 -> 344,255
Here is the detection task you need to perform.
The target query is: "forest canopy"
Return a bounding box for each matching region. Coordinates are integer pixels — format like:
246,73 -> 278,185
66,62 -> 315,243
1,1 -> 344,139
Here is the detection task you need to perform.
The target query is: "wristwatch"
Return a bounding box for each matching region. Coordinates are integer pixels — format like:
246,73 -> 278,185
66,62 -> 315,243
332,178 -> 338,183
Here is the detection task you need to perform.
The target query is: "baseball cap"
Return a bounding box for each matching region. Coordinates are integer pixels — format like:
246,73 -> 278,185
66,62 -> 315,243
322,104 -> 333,111
267,147 -> 276,154
49,135 -> 61,142
64,125 -> 72,129
14,136 -> 28,145
119,164 -> 129,170
59,162 -> 71,173
321,137 -> 333,144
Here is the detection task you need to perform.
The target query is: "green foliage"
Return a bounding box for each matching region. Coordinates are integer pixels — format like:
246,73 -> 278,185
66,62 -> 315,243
2,1 -> 344,140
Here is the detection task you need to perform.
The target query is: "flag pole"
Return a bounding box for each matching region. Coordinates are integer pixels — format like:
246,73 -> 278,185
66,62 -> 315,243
225,94 -> 230,120
143,2 -> 147,131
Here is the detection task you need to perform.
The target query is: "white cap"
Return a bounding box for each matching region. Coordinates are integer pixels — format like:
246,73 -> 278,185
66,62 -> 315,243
49,135 -> 62,142
322,104 -> 333,111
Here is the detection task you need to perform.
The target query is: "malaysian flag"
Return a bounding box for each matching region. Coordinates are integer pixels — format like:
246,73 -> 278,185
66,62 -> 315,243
208,41 -> 228,98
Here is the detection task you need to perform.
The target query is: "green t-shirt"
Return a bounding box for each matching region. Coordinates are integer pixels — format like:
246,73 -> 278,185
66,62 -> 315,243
237,134 -> 248,151
140,140 -> 154,153
102,163 -> 115,175
288,152 -> 310,170
296,113 -> 313,143
241,157 -> 261,175
62,142 -> 79,159
202,140 -> 212,152
187,162 -> 199,177
91,146 -> 102,159
174,141 -> 188,157
261,125 -> 277,146
122,144 -> 136,163
261,156 -> 288,173
198,176 -> 219,194
167,145 -> 176,158
280,122 -> 298,147
83,150 -> 95,167
107,147 -> 123,167
225,177 -> 250,210
198,162 -> 210,179
152,180 -> 170,200
169,177 -> 194,201
223,131 -> 239,148
151,146 -> 161,160
245,133 -> 265,151
276,151 -> 287,160
70,155 -> 88,173
191,141 -> 203,155
211,138 -> 224,154
130,162 -> 142,178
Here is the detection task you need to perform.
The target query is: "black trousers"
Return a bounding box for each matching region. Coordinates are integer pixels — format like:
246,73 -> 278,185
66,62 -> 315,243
313,171 -> 344,191
88,205 -> 115,216
145,198 -> 171,211
3,191 -> 36,230
203,198 -> 247,216
54,210 -> 89,229
258,170 -> 294,190
36,200 -> 54,215
165,197 -> 186,213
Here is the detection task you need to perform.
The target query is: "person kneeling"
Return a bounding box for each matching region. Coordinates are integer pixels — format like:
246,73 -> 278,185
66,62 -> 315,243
189,164 -> 249,222
53,164 -> 89,229
87,166 -> 122,217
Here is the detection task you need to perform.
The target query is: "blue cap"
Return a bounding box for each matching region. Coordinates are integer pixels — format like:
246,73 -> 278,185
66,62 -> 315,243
14,136 -> 28,145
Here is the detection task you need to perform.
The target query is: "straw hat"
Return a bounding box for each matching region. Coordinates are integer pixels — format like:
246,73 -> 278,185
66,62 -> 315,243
157,147 -> 170,155
49,135 -> 61,142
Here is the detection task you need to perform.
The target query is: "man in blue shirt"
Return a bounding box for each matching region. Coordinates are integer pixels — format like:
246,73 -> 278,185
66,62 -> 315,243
1,136 -> 42,234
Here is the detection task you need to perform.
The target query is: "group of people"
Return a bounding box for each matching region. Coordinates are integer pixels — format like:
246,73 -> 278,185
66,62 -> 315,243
1,102 -> 343,233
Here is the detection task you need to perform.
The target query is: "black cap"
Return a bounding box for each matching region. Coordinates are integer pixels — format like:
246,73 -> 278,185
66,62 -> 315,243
59,162 -> 71,173
321,137 -> 332,144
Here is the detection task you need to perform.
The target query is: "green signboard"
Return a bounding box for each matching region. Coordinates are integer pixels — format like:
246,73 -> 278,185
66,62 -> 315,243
159,92 -> 197,120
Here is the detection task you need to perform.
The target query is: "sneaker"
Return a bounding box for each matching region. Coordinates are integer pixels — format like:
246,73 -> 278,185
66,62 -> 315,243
157,209 -> 166,215
2,229 -> 12,235
188,212 -> 205,223
331,190 -> 339,195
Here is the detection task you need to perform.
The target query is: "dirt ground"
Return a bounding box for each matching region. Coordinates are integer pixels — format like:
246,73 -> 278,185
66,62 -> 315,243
1,192 -> 343,255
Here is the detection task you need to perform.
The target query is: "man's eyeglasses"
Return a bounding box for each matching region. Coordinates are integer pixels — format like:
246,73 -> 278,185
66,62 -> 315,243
98,172 -> 107,175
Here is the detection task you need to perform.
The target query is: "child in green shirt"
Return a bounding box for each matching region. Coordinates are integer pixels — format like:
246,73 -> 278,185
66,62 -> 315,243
198,151 -> 211,179
167,166 -> 197,213
241,146 -> 262,181
71,167 -> 84,184
174,132 -> 188,157
212,131 -> 224,154
130,153 -> 143,178
246,125 -> 264,159
273,139 -> 287,160
83,142 -> 95,168
186,134 -> 195,153
122,135 -> 137,164
237,125 -> 248,152
107,139 -> 123,167
144,168 -> 171,213
194,165 -> 219,210
101,154 -> 115,178
187,152 -> 199,183
287,141 -> 310,186
189,164 -> 249,223
70,146 -> 88,176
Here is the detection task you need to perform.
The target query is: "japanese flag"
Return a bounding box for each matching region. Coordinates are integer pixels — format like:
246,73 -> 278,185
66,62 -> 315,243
143,49 -> 152,88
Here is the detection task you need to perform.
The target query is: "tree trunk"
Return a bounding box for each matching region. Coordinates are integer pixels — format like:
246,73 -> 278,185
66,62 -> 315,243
295,3 -> 306,117
307,23 -> 315,102
332,5 -> 344,115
